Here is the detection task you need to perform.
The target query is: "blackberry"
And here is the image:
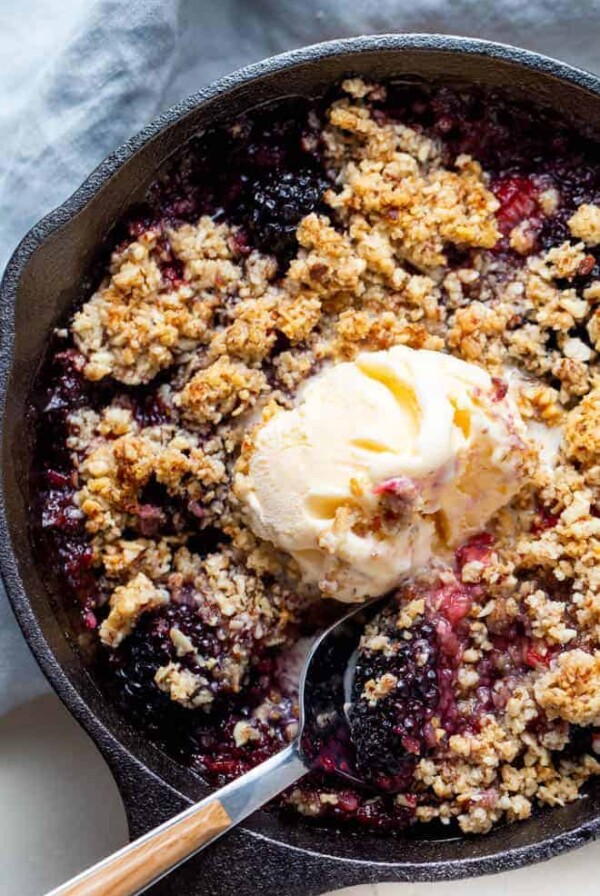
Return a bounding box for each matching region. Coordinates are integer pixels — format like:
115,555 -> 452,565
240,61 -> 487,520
110,598 -> 275,719
111,614 -> 174,720
242,168 -> 328,260
113,605 -> 221,698
109,602 -> 248,749
110,604 -> 291,771
347,609 -> 439,786
108,612 -> 205,761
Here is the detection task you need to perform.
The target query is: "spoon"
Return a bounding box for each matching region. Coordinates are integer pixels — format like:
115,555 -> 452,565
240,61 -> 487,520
45,597 -> 386,896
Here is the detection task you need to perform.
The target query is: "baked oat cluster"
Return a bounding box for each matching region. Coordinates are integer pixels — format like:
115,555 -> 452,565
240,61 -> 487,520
37,79 -> 600,834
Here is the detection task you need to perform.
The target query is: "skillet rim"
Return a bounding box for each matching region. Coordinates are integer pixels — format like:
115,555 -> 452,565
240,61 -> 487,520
2,33 -> 600,884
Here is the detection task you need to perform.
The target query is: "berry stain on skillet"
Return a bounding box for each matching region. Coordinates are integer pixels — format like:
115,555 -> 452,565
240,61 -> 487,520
32,78 -> 600,835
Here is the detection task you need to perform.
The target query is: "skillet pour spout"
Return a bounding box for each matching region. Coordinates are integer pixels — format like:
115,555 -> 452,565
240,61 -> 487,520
3,35 -> 600,896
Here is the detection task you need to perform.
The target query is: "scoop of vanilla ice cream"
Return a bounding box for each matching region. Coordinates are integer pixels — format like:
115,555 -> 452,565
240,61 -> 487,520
235,345 -> 530,602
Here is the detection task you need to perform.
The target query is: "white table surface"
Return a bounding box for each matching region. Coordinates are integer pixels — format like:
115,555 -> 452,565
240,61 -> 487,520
2,690 -> 600,896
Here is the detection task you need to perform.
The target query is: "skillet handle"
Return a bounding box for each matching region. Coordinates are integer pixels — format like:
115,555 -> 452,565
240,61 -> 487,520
44,743 -> 306,896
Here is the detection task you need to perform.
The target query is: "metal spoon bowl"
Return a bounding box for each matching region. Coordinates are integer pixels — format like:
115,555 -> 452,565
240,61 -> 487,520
46,598 -> 387,896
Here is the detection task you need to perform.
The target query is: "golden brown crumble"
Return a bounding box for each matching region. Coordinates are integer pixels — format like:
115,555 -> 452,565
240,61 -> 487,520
535,650 -> 600,726
62,78 -> 600,834
564,384 -> 600,464
568,203 -> 600,246
155,662 -> 213,709
543,241 -> 591,280
361,673 -> 399,705
72,228 -> 218,385
99,572 -> 168,648
177,356 -> 267,426
323,100 -> 500,273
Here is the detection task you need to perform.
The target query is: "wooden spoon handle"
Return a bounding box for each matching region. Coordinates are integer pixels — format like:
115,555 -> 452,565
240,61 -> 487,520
54,799 -> 231,896
45,744 -> 306,896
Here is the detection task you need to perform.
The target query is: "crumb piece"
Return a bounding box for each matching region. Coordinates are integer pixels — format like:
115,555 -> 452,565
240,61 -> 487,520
154,662 -> 213,709
324,100 -> 500,273
72,229 -> 216,384
538,188 -> 560,217
170,627 -> 197,658
288,213 -> 367,299
212,298 -> 278,364
584,281 -> 600,302
233,720 -> 261,747
99,572 -> 168,647
564,385 -> 600,464
361,672 -> 398,705
534,649 -> 600,725
274,294 -> 322,342
397,597 -> 425,629
525,590 -> 576,645
543,241 -> 589,280
177,357 -> 266,425
341,77 -> 376,99
509,221 -> 536,255
568,204 -> 600,246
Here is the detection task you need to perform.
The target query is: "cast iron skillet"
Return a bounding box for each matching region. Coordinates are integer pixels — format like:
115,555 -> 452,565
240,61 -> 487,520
2,34 -> 600,896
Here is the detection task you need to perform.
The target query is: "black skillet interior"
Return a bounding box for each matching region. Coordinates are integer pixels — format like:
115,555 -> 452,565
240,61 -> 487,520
3,35 -> 600,895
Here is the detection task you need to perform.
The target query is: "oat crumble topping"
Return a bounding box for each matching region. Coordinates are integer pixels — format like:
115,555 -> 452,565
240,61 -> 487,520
35,79 -> 600,835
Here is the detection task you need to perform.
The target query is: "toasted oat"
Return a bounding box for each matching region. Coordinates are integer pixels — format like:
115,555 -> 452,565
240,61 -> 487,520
535,649 -> 600,726
177,357 -> 267,426
99,573 -> 168,648
154,662 -> 213,709
564,385 -> 600,464
568,203 -> 600,246
362,673 -> 399,705
543,241 -> 590,280
72,230 -> 216,384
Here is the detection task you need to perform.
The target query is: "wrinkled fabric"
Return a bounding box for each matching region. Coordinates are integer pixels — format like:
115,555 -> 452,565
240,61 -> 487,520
1,0 -> 599,715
